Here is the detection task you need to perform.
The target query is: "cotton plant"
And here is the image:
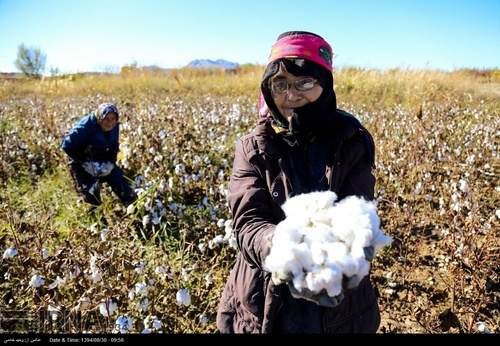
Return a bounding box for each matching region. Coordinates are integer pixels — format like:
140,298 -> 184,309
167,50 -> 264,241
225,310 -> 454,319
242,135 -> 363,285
3,248 -> 18,259
135,297 -> 149,312
114,315 -> 133,333
181,268 -> 191,281
47,276 -> 66,289
127,279 -> 149,311
68,265 -> 82,279
99,298 -> 118,317
42,248 -> 50,259
154,265 -> 173,281
135,281 -> 148,296
77,297 -> 91,311
204,273 -> 213,287
48,304 -> 60,321
477,321 -> 492,334
141,315 -> 162,333
134,261 -> 146,274
90,223 -> 110,241
207,218 -> 237,249
176,288 -> 191,307
85,254 -> 102,284
29,274 -> 45,288
100,228 -> 109,241
264,191 -> 392,297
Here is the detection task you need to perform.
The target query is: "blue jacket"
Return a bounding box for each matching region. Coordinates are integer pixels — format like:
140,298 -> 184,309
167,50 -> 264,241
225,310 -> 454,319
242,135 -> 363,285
61,113 -> 120,164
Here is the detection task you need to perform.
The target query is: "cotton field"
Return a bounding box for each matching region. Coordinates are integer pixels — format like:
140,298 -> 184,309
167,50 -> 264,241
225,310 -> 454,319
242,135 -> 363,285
0,68 -> 498,333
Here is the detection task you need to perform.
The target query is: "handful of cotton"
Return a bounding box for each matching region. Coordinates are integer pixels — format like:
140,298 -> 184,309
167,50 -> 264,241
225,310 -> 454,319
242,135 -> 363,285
82,161 -> 114,177
264,191 -> 392,299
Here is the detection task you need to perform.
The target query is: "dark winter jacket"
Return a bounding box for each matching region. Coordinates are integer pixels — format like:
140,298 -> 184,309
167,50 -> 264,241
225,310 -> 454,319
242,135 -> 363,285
216,110 -> 380,333
61,113 -> 120,164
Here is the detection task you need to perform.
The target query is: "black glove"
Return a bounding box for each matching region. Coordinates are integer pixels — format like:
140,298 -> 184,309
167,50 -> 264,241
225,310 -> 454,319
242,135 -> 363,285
363,246 -> 375,261
342,274 -> 365,290
287,282 -> 344,308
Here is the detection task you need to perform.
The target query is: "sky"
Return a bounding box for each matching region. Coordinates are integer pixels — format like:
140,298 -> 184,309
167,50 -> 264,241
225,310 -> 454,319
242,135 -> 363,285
0,0 -> 499,75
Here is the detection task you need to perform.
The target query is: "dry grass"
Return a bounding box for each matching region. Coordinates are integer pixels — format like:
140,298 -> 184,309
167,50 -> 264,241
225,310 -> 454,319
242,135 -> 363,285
0,66 -> 498,334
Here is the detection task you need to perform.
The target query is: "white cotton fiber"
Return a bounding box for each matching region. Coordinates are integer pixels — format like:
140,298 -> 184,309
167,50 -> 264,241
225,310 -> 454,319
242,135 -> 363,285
265,191 -> 392,295
372,230 -> 393,251
304,264 -> 342,296
281,191 -> 338,218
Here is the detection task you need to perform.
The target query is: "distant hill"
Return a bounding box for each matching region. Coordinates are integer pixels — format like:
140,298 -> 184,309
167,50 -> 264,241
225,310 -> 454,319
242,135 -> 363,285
187,59 -> 239,69
1,59 -> 241,77
142,59 -> 239,73
0,72 -> 23,79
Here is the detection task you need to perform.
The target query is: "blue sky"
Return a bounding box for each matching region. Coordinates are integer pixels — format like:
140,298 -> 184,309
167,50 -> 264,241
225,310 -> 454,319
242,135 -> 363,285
0,0 -> 499,74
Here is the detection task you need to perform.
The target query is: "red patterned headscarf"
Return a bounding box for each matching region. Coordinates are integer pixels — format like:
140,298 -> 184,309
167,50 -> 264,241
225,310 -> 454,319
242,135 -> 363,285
268,33 -> 333,72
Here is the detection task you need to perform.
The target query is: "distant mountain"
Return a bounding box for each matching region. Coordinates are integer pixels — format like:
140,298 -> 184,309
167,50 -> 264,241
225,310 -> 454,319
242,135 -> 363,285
0,59 -> 241,77
187,59 -> 239,69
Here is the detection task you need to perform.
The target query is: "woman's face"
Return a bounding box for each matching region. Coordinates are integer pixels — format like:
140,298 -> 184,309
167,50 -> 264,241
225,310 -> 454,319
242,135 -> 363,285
271,69 -> 323,121
99,112 -> 118,132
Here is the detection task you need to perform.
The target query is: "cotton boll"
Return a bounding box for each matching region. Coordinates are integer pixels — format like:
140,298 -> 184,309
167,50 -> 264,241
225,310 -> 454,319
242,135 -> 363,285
271,271 -> 292,286
329,219 -> 357,248
310,209 -> 335,227
334,196 -> 391,252
281,195 -> 309,219
372,230 -> 393,251
265,241 -> 310,285
301,223 -> 336,247
176,289 -> 191,306
304,203 -> 336,227
306,190 -> 338,211
351,228 -> 373,250
353,212 -> 377,238
325,281 -> 343,298
274,219 -> 303,244
323,267 -> 344,297
333,207 -> 377,250
292,241 -> 314,273
357,259 -> 371,278
309,240 -> 329,266
324,241 -> 349,263
348,243 -> 367,262
290,271 -> 306,291
350,227 -> 373,256
266,191 -> 392,295
281,191 -> 337,221
290,213 -> 319,230
343,259 -> 372,290
342,195 -> 373,211
328,248 -> 361,278
304,267 -> 325,292
304,264 -> 342,296
355,199 -> 381,235
327,198 -> 357,241
265,243 -> 296,284
367,204 -> 381,230
280,196 -> 299,216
